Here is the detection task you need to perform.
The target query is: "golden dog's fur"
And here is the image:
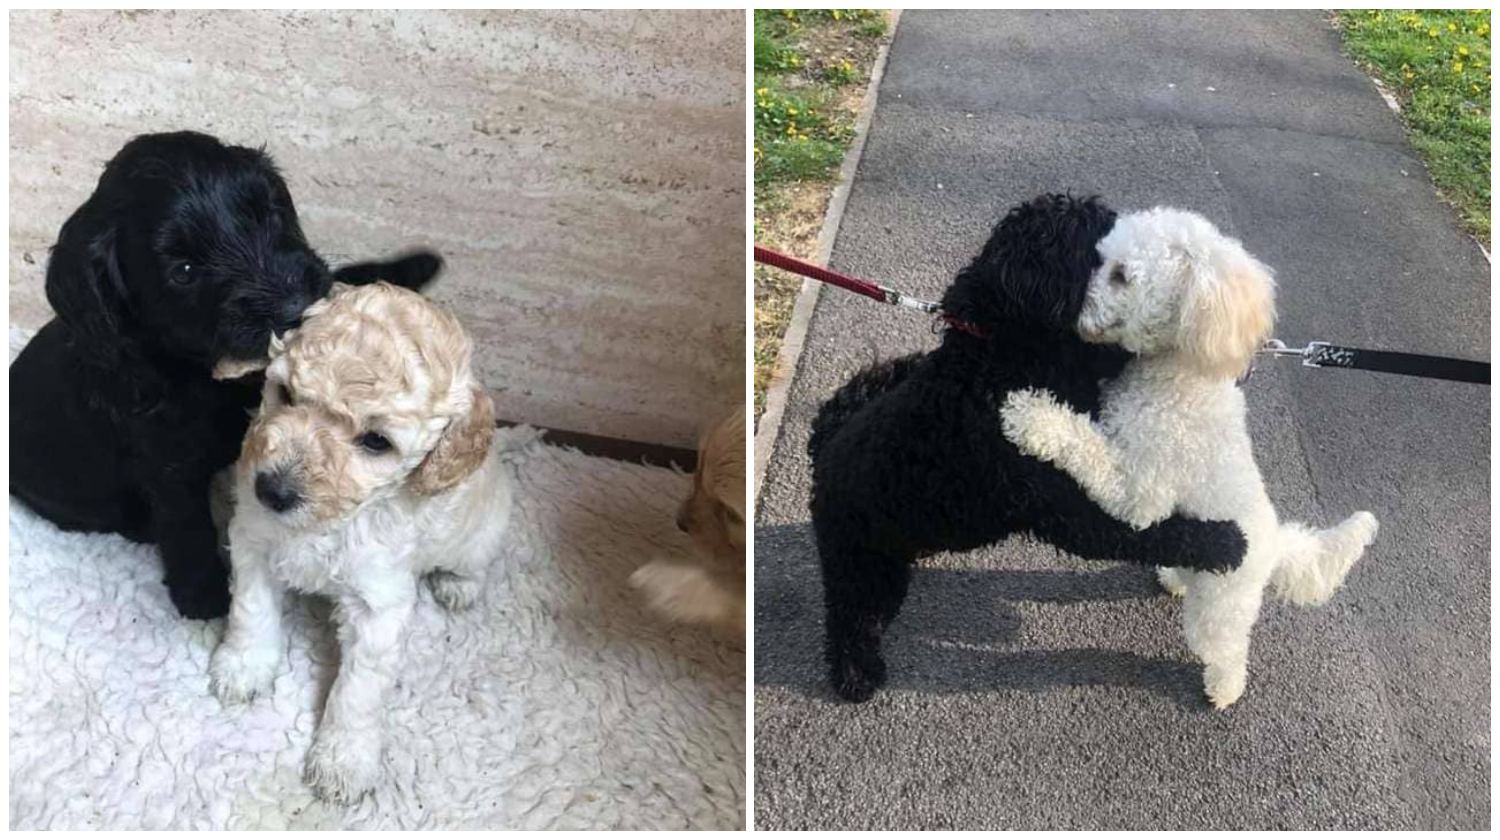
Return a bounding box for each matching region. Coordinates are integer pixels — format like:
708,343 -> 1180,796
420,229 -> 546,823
631,406 -> 746,638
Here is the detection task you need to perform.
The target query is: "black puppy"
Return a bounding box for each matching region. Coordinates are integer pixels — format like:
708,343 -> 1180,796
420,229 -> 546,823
10,131 -> 444,619
808,194 -> 1248,703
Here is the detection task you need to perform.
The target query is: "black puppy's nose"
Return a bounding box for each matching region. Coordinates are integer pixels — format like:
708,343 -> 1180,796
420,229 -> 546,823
254,471 -> 302,513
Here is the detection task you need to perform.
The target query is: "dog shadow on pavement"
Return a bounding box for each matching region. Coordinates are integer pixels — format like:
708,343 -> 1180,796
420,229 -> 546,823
754,523 -> 1206,709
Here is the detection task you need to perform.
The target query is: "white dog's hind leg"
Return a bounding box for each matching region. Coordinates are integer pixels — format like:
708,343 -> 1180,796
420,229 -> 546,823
1181,569 -> 1267,709
304,590 -> 415,803
209,544 -> 286,703
1156,566 -> 1189,598
1270,512 -> 1378,607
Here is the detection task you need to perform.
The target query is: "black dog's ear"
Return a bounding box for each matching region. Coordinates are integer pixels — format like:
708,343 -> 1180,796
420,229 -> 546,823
942,194 -> 1117,334
332,250 -> 444,292
44,199 -> 131,368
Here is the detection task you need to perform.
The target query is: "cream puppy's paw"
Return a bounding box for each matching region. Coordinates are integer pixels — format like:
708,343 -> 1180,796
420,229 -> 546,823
209,643 -> 280,704
304,728 -> 382,804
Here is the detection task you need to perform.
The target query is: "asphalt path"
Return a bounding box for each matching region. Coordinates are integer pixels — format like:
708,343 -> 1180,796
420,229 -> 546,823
753,10 -> 1489,830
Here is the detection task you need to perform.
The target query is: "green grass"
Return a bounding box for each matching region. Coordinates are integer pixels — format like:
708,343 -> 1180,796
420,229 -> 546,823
753,10 -> 890,421
1335,9 -> 1490,245
753,9 -> 887,191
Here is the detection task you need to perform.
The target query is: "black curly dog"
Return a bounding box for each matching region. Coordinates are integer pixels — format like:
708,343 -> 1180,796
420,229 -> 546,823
10,131 -> 444,620
808,194 -> 1249,702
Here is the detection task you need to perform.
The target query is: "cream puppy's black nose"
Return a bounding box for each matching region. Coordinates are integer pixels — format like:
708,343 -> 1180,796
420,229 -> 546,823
254,470 -> 302,513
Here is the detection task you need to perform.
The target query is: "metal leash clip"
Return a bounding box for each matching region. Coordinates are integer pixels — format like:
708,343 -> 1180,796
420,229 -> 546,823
1257,339 -> 1335,368
1245,338 -> 1309,384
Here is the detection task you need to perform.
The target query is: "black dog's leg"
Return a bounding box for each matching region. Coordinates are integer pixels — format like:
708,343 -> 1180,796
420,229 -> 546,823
150,484 -> 231,620
1031,498 -> 1247,574
820,539 -> 911,703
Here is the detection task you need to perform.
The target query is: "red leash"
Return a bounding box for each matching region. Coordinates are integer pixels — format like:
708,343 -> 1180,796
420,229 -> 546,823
753,246 -> 987,337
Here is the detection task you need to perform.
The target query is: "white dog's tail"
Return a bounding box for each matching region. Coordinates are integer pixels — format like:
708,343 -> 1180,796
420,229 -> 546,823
1269,512 -> 1378,606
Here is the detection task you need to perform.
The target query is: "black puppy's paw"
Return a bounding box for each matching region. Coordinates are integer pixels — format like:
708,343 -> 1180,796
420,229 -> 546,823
166,568 -> 231,620
830,652 -> 887,703
1202,524 -> 1250,574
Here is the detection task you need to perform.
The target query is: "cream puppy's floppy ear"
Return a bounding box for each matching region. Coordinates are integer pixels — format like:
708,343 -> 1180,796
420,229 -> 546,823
409,386 -> 496,495
1175,234 -> 1276,379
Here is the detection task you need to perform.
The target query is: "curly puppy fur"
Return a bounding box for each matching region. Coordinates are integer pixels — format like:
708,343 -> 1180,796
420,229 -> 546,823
809,194 -> 1252,704
631,406 -> 747,637
210,282 -> 512,802
8,131 -> 443,619
1001,207 -> 1378,708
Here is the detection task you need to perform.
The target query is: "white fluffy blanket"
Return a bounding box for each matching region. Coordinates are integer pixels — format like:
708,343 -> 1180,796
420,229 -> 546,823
8,329 -> 744,830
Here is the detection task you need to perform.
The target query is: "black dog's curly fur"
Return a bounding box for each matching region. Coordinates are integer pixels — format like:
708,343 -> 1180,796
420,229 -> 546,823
809,194 -> 1248,702
9,131 -> 444,619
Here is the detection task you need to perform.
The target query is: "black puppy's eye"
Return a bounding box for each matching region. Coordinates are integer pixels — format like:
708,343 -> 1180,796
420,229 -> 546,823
169,262 -> 196,285
277,384 -> 294,405
357,432 -> 392,454
1110,265 -> 1129,286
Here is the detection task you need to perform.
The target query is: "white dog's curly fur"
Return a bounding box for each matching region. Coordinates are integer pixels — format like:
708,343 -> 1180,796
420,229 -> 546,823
209,282 -> 514,801
1001,207 -> 1378,709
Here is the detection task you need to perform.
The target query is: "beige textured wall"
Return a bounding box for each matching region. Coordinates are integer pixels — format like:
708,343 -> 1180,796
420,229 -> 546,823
9,9 -> 745,449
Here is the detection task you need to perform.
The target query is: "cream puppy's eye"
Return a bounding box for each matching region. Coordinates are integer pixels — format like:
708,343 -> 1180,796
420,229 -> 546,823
1110,265 -> 1129,286
278,383 -> 294,405
357,432 -> 393,454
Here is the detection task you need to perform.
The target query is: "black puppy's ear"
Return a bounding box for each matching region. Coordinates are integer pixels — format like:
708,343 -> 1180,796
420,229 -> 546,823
44,200 -> 131,368
332,250 -> 445,292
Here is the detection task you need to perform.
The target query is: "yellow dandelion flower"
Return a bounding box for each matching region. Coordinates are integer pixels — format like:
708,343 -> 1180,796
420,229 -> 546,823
1448,22 -> 1457,32
756,88 -> 768,96
1459,46 -> 1470,57
1455,61 -> 1465,73
1429,27 -> 1439,37
787,108 -> 798,116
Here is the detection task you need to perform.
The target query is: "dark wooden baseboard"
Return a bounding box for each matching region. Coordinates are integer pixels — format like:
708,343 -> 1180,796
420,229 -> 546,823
497,419 -> 697,472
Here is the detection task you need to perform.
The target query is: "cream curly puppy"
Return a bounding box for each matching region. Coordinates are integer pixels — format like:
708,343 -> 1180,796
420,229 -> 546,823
1001,207 -> 1378,709
209,281 -> 513,802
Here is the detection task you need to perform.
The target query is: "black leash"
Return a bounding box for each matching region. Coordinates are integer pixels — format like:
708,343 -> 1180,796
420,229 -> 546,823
1258,340 -> 1489,385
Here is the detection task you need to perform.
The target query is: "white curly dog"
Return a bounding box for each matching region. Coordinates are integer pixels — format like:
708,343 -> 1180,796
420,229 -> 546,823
1001,207 -> 1378,709
209,282 -> 515,802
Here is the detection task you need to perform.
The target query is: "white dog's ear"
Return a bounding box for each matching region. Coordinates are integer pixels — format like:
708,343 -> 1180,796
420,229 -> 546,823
1175,239 -> 1276,379
410,386 -> 496,495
